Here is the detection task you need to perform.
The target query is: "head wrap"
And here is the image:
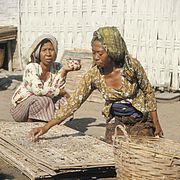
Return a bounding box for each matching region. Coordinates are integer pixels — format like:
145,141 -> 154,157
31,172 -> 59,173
91,26 -> 128,66
24,34 -> 58,64
91,27 -> 137,80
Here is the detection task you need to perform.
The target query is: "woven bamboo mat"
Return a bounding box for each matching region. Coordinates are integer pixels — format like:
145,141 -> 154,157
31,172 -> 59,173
0,122 -> 114,179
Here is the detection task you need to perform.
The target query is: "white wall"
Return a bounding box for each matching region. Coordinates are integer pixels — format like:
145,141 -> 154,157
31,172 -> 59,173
0,0 -> 19,26
124,0 -> 180,90
2,0 -> 180,90
19,0 -> 125,65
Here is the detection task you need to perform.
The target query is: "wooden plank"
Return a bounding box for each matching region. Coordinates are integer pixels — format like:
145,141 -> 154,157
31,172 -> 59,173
0,134 -> 57,170
7,41 -> 13,71
0,26 -> 17,41
0,137 -> 57,175
0,139 -> 51,180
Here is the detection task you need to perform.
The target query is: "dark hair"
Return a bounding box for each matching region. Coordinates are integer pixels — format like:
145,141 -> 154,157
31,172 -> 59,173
34,39 -> 53,63
39,39 -> 52,51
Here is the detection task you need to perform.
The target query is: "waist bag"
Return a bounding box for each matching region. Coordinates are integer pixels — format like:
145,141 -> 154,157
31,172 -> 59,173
110,102 -> 142,117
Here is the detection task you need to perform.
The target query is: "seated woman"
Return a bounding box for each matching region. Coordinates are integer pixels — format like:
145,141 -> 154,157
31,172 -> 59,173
10,34 -> 80,122
29,27 -> 163,144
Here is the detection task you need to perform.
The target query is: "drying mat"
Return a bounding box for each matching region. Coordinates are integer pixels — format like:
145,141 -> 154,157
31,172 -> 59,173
0,122 -> 114,180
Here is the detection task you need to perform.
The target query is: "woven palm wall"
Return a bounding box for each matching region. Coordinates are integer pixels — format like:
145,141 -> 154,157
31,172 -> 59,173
19,0 -> 125,64
124,0 -> 180,90
0,0 -> 18,26
18,0 -> 180,90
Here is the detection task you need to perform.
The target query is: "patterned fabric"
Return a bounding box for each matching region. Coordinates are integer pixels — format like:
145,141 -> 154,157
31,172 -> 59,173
105,116 -> 155,144
91,26 -> 128,66
11,35 -> 65,106
91,26 -> 142,82
12,63 -> 65,106
54,58 -> 157,122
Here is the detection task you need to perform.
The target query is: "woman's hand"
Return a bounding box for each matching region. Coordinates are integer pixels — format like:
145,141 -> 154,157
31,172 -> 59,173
154,122 -> 164,137
150,111 -> 164,137
63,58 -> 81,72
29,119 -> 60,142
29,126 -> 48,142
61,59 -> 81,78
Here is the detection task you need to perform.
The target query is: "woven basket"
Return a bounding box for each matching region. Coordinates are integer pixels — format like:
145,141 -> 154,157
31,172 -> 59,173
113,125 -> 180,180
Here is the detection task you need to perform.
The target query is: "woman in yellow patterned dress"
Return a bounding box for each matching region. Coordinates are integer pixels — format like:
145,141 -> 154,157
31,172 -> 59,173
29,27 -> 163,144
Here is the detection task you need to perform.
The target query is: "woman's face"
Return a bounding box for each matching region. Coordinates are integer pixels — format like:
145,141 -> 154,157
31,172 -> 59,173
92,40 -> 111,68
40,41 -> 56,66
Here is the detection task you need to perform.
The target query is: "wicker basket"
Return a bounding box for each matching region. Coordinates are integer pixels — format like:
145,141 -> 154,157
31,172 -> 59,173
113,125 -> 180,180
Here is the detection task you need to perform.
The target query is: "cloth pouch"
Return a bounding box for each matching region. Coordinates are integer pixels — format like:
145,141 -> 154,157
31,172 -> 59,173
110,102 -> 142,118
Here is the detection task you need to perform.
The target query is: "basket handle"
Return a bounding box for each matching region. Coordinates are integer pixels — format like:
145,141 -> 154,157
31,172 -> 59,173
114,124 -> 131,142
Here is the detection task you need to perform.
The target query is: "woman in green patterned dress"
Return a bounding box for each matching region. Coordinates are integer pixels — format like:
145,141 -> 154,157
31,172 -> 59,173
29,27 -> 163,144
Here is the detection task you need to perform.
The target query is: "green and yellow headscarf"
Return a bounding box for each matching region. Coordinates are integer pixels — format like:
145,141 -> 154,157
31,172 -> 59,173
91,26 -> 128,67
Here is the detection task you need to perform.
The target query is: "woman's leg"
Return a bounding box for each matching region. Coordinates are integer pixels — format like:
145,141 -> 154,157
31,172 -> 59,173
129,113 -> 155,136
10,95 -> 55,122
10,102 -> 29,122
105,114 -> 155,144
28,96 -> 55,121
105,117 -> 125,144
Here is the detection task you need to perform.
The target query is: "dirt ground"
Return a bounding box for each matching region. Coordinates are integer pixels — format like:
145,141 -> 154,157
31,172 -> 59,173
0,87 -> 180,179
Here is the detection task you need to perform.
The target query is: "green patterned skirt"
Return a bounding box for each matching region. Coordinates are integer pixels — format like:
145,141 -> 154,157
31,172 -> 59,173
105,114 -> 155,144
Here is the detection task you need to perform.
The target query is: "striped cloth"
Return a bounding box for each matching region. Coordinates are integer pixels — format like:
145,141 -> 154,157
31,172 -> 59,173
10,95 -> 55,122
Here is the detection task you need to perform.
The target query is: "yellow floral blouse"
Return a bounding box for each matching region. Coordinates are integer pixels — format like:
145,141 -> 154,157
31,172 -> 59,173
54,58 -> 157,122
12,62 -> 65,106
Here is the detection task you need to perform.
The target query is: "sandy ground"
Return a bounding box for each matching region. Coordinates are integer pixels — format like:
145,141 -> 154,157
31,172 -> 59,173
0,88 -> 180,179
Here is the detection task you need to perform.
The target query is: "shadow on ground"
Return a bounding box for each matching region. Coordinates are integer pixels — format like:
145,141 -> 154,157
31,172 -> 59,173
0,75 -> 22,90
65,117 -> 106,133
0,173 -> 14,180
